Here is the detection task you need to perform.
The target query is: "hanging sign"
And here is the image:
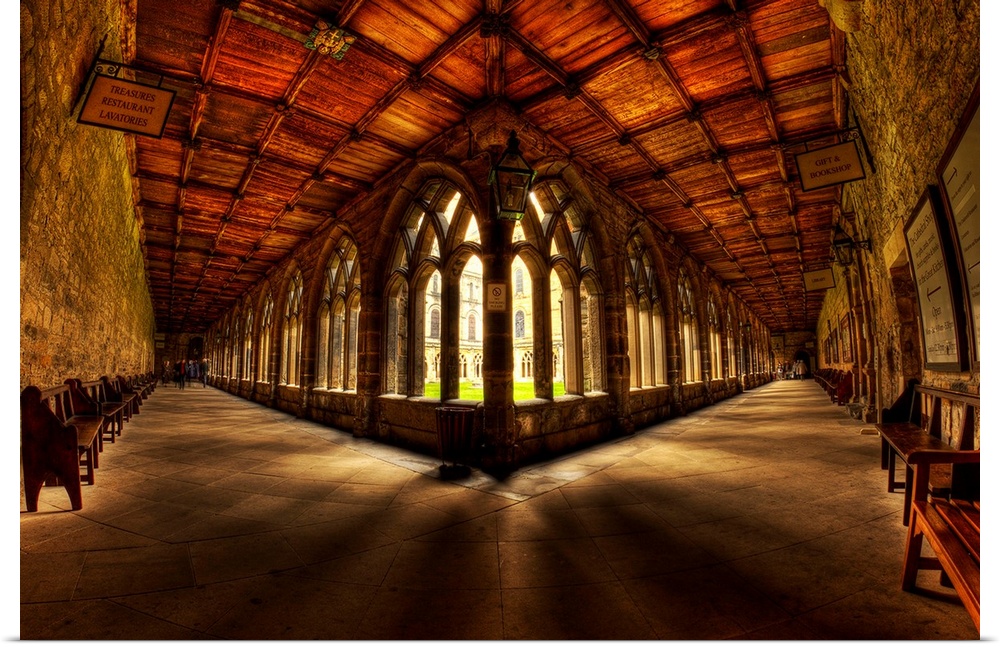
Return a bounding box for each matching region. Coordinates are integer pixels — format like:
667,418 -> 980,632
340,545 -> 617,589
795,139 -> 866,192
78,73 -> 175,138
803,267 -> 835,291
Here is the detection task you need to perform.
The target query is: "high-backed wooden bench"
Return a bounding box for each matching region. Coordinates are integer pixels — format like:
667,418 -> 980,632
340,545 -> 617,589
834,371 -> 853,405
814,369 -> 850,404
116,374 -> 143,416
127,373 -> 155,401
876,385 -> 978,525
75,378 -> 128,444
814,368 -> 836,395
141,372 -> 156,398
901,454 -> 980,631
21,383 -> 103,512
102,375 -> 138,422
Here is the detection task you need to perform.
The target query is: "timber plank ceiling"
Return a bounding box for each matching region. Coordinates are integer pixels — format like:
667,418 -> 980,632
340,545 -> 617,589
129,0 -> 852,334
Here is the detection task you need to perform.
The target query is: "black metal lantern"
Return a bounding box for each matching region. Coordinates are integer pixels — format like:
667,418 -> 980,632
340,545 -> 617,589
488,130 -> 537,221
831,223 -> 871,266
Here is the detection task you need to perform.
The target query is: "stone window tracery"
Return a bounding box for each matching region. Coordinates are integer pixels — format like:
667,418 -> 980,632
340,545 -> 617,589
281,272 -> 303,385
317,237 -> 361,390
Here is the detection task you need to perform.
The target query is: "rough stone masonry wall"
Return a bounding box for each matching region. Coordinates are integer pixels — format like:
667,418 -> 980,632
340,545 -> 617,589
20,0 -> 156,390
828,0 -> 979,407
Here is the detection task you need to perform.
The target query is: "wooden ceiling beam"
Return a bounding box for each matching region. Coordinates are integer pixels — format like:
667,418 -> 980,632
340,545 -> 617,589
727,11 -> 767,91
197,3 -> 492,304
164,3 -> 239,332
652,55 -> 695,114
483,13 -> 505,98
283,50 -> 325,107
602,0 -> 652,49
227,16 -> 481,278
515,45 -> 645,111
831,20 -> 849,129
505,29 -> 569,86
650,6 -> 730,49
419,16 -> 482,77
199,3 -> 234,86
510,1 -> 780,310
336,0 -> 368,25
131,0 -> 846,333
575,92 -> 626,139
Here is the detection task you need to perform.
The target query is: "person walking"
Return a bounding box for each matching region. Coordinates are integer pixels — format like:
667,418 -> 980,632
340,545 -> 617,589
177,359 -> 187,389
794,359 -> 806,380
187,358 -> 199,387
199,359 -> 208,387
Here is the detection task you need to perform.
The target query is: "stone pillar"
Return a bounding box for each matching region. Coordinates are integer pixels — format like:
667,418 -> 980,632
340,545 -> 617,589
267,328 -> 279,408
667,306 -> 684,408
480,212 -> 517,470
532,272 -> 553,398
354,290 -> 384,437
298,309 -> 316,417
603,290 -> 634,432
442,272 -> 462,401
853,254 -> 878,422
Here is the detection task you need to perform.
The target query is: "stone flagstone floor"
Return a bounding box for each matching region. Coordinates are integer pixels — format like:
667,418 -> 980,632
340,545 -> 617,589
19,379 -> 981,639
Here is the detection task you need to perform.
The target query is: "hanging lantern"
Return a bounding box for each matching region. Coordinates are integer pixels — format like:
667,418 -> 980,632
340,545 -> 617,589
488,130 -> 536,221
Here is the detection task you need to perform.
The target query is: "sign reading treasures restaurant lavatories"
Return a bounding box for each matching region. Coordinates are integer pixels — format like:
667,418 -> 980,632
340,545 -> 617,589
78,74 -> 175,138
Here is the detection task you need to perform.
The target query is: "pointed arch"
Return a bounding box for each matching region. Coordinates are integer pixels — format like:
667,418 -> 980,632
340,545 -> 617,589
625,231 -> 667,388
317,234 -> 362,391
281,271 -> 304,385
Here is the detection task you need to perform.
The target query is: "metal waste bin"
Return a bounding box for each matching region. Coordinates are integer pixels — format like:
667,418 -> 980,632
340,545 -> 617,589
435,406 -> 474,479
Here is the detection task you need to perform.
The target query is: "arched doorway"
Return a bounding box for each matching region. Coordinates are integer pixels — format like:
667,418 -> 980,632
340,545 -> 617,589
188,336 -> 204,360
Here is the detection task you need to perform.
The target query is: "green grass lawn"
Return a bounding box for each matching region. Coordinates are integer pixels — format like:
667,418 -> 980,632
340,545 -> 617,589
422,381 -> 565,400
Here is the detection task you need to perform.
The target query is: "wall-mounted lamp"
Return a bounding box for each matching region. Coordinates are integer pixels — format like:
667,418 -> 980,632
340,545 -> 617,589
488,130 -> 537,221
831,223 -> 871,266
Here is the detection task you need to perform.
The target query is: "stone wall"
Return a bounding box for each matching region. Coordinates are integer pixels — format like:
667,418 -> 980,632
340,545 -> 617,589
21,0 -> 156,390
816,268 -> 853,370
820,0 -> 979,411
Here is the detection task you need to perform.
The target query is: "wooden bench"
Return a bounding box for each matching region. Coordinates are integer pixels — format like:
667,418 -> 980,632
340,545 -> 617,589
75,378 -> 129,444
126,372 -> 156,401
813,368 -> 835,395
102,375 -> 138,422
139,371 -> 158,397
833,371 -> 853,405
814,369 -> 846,402
901,456 -> 980,631
21,383 -> 104,511
116,374 -> 144,416
876,385 -> 978,525
813,369 -> 853,405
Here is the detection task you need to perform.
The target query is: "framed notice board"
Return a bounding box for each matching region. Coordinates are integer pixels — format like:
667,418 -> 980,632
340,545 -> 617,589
903,186 -> 967,371
936,82 -> 979,367
840,314 -> 853,364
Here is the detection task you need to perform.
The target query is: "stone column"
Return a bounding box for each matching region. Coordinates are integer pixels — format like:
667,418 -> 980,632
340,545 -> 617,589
853,256 -> 878,422
532,272 -> 553,398
442,269 -> 462,401
354,290 -> 384,437
480,212 -> 517,470
603,289 -> 634,433
298,309 -> 316,417
666,304 -> 684,410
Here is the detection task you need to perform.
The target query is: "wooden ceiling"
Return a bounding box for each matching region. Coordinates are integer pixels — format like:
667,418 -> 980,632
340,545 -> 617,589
129,0 -> 850,334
